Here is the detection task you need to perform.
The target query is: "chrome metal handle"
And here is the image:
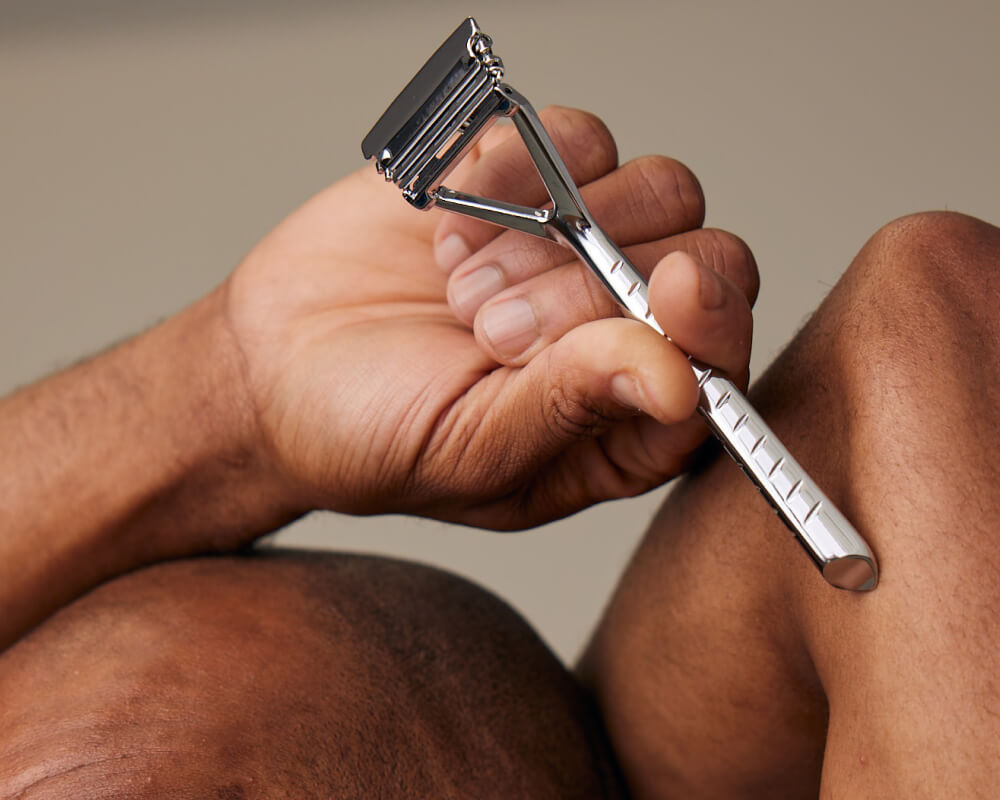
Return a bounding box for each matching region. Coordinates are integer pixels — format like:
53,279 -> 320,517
421,74 -> 879,591
696,371 -> 877,590
551,194 -> 878,591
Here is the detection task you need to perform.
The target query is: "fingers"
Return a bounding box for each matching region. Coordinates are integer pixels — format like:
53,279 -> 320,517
598,414 -> 712,486
627,227 -> 760,307
446,154 -> 707,322
468,244 -> 754,379
488,314 -> 700,455
433,107 -> 619,271
471,260 -> 619,363
451,316 -> 702,530
648,251 -> 753,377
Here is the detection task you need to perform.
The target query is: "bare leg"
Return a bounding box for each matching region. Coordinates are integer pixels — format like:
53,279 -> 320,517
580,211 -> 1000,799
0,550 -> 623,799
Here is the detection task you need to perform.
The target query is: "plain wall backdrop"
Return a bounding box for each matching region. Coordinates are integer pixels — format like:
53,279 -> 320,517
2,0 -> 998,661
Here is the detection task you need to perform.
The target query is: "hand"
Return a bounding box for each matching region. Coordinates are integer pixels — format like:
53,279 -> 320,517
224,107 -> 758,530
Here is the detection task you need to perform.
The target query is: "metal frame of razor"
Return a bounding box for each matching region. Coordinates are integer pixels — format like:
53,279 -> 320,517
362,18 -> 879,591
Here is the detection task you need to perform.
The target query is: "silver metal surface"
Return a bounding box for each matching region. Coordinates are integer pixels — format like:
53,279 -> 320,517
362,17 -> 879,591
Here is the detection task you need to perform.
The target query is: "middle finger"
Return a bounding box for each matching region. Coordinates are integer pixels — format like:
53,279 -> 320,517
447,154 -> 705,324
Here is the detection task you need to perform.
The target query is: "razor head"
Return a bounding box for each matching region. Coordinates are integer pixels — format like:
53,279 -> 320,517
362,17 -> 514,209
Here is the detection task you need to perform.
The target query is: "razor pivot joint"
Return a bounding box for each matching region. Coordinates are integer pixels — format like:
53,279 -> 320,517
361,17 -> 880,592
361,18 -> 511,209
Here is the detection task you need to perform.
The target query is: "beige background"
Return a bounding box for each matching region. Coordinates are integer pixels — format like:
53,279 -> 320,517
2,0 -> 998,662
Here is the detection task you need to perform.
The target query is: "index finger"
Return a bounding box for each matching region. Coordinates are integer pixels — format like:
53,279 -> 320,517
432,106 -> 619,272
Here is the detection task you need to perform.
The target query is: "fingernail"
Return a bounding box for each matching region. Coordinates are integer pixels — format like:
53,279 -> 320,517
610,373 -> 646,412
452,266 -> 505,320
481,298 -> 538,358
699,263 -> 726,309
435,233 -> 472,272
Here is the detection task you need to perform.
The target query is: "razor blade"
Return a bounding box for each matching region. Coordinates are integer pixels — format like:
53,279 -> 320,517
362,18 -> 879,592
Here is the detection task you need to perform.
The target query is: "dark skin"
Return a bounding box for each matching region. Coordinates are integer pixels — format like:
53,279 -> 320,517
0,551 -> 624,799
0,106 -> 758,649
6,211 -> 999,798
581,211 -> 1000,798
1,103 -> 998,798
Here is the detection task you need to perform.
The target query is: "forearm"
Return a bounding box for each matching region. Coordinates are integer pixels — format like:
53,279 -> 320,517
0,287 -> 298,648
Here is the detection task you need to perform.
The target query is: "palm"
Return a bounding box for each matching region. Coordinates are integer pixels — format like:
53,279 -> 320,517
223,111 -> 756,530
228,169 -> 530,519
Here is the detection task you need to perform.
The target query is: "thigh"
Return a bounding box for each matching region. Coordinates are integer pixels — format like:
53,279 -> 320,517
0,549 -> 623,799
581,212 -> 1000,799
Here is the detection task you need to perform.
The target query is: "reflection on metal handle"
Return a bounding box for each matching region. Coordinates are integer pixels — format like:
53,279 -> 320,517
696,371 -> 877,590
435,91 -> 878,591
549,190 -> 877,591
363,18 -> 879,590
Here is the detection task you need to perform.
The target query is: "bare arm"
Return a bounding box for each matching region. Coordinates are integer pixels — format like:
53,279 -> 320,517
0,107 -> 756,650
0,291 -> 295,646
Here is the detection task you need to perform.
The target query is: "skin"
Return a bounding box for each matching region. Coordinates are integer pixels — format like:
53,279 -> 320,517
0,105 -> 755,798
8,104 -> 996,798
580,211 -> 1000,799
0,551 -> 626,798
0,106 -> 756,649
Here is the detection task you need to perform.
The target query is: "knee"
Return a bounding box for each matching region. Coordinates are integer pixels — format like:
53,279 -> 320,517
819,211 -> 1000,380
849,211 -> 1000,323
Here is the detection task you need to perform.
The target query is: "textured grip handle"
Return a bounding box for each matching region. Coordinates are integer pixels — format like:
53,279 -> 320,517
429,95 -> 878,591
696,370 -> 877,590
557,222 -> 878,591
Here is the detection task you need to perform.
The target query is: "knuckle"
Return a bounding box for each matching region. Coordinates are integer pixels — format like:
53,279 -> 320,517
542,106 -> 618,179
544,374 -> 619,441
501,234 -> 566,278
626,421 -> 675,484
628,155 -> 705,230
572,264 -> 621,322
477,152 -> 529,204
695,228 -> 760,305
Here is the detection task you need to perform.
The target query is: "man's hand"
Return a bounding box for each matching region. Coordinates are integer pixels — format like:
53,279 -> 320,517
0,107 -> 756,648
224,107 -> 758,529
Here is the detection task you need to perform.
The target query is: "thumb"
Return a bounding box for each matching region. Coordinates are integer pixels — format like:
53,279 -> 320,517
463,316 -> 699,520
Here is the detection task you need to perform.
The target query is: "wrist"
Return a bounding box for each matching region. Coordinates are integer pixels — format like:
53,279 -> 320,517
0,286 -> 305,646
119,286 -> 304,559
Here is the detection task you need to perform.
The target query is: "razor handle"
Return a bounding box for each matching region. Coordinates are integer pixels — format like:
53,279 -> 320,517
363,17 -> 879,591
552,218 -> 878,591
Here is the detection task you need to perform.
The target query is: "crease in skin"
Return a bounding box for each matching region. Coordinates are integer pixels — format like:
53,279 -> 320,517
299,301 -> 460,329
3,751 -> 166,798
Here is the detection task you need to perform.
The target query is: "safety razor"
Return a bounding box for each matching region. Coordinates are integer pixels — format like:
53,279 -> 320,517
361,18 -> 879,591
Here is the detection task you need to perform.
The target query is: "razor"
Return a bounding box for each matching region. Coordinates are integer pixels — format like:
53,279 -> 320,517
361,18 -> 879,591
